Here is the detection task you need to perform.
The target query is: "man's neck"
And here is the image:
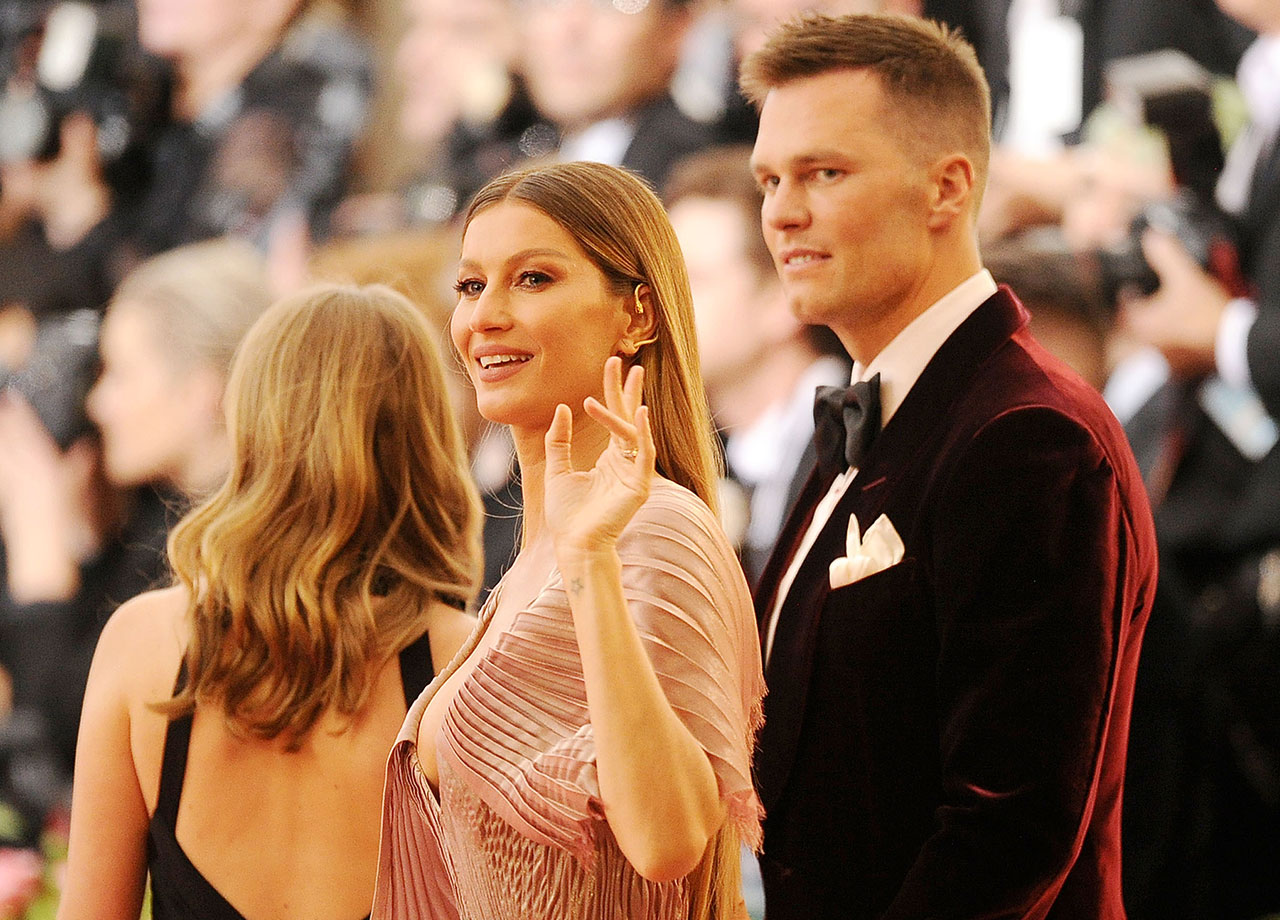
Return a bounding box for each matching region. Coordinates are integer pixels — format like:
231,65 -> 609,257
838,236 -> 983,367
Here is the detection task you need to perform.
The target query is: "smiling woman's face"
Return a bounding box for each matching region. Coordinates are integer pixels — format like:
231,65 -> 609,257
450,201 -> 632,432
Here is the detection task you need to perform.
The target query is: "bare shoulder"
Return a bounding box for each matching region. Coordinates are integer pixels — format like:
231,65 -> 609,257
423,599 -> 478,675
93,585 -> 189,702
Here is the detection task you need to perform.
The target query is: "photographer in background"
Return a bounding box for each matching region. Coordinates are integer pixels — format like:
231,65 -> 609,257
0,0 -> 166,342
0,239 -> 270,861
129,0 -> 371,257
1117,1 -> 1280,916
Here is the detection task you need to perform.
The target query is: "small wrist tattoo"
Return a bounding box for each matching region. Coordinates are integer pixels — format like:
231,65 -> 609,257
570,577 -> 584,595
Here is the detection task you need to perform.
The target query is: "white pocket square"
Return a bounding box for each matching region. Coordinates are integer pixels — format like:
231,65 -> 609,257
828,513 -> 905,590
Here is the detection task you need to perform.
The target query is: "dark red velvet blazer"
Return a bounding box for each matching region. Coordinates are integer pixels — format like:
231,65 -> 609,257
753,288 -> 1158,919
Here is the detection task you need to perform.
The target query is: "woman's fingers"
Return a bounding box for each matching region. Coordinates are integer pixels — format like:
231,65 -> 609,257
583,396 -> 637,445
635,405 -> 655,472
601,356 -> 645,418
586,358 -> 649,463
544,403 -> 575,477
622,364 -> 643,418
601,355 -> 624,417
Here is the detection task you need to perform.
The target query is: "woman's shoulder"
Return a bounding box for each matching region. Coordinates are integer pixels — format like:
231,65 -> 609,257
621,478 -> 744,586
633,477 -> 721,533
95,585 -> 188,695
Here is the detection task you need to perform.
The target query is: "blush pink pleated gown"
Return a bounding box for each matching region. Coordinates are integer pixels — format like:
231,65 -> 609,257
372,479 -> 765,920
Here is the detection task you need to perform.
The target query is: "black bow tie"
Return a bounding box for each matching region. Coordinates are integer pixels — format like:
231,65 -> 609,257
813,374 -> 881,479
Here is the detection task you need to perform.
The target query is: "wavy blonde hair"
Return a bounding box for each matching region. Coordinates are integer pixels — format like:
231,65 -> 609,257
164,284 -> 482,746
463,161 -> 721,513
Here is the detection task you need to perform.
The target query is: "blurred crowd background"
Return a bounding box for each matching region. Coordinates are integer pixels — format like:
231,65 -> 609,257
0,0 -> 1276,917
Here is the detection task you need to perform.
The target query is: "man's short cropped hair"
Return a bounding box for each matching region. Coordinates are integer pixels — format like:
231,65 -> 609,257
740,13 -> 992,184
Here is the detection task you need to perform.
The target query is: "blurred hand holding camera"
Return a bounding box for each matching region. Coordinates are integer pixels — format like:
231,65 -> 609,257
0,392 -> 100,605
0,112 -> 110,250
1120,227 -> 1234,378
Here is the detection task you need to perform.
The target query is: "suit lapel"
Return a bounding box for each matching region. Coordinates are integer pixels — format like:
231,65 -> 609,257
755,469 -> 891,810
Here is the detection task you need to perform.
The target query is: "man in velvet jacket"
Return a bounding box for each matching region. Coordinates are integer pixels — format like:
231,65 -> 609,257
743,14 -> 1158,919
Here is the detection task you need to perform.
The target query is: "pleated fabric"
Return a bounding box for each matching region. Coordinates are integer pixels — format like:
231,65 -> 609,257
372,479 -> 765,920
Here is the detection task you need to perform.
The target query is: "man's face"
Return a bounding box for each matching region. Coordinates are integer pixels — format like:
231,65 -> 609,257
517,0 -> 688,130
751,69 -> 934,354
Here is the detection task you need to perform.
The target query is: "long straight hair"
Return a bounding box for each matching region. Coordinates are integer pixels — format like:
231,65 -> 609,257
463,161 -> 722,514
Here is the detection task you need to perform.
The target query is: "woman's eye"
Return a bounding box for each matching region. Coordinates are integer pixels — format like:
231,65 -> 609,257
454,279 -> 484,297
517,271 -> 551,289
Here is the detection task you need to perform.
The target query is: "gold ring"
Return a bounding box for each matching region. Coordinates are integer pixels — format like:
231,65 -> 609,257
620,447 -> 639,461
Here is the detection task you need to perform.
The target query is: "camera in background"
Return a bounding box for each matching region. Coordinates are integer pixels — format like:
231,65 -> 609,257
1089,49 -> 1249,306
0,0 -> 167,197
0,308 -> 99,450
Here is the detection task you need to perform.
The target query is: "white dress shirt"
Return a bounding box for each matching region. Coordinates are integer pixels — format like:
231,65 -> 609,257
762,270 -> 999,665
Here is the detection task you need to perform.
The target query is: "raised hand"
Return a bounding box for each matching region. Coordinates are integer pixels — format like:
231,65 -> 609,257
543,356 -> 655,556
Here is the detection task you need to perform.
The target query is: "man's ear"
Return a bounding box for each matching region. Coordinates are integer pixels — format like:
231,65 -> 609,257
926,153 -> 975,230
618,283 -> 659,356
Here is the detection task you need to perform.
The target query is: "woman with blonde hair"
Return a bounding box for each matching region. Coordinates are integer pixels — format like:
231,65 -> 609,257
374,161 -> 765,919
88,237 -> 273,497
57,284 -> 483,920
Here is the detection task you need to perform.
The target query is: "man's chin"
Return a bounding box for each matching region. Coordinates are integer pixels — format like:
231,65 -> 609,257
785,293 -> 834,327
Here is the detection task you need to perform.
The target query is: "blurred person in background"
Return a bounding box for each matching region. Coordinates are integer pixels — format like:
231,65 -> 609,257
393,0 -> 539,228
664,144 -> 848,588
129,0 -> 372,255
0,0 -> 168,384
58,283 -> 482,920
0,238 -> 270,862
949,0 -> 1253,247
334,0 -> 542,233
1111,0 -> 1280,915
925,0 -> 1250,148
981,236 -> 1113,390
512,0 -> 715,191
87,239 -> 272,498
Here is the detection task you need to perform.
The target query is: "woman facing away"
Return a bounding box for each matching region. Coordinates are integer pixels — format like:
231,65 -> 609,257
56,284 -> 483,920
373,161 -> 766,920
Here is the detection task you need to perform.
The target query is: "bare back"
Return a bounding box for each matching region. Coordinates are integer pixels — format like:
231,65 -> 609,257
59,584 -> 473,920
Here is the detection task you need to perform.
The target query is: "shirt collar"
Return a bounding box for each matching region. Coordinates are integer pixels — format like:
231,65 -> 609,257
853,269 -> 998,426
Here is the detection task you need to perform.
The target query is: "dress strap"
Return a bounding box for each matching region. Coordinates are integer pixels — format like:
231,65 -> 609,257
155,659 -> 193,827
397,627 -> 435,709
